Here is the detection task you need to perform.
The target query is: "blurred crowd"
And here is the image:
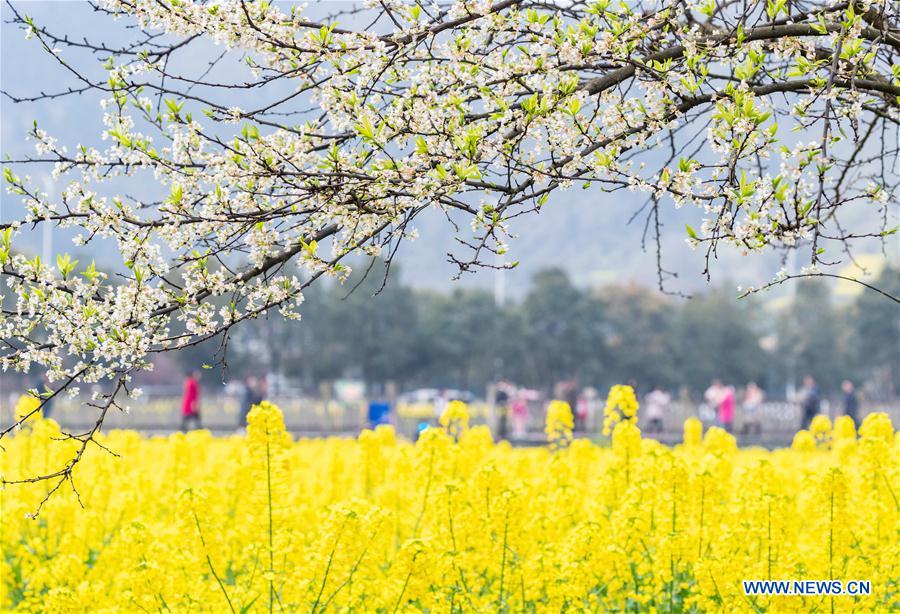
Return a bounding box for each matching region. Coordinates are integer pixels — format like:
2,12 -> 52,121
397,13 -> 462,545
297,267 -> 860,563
10,369 -> 873,441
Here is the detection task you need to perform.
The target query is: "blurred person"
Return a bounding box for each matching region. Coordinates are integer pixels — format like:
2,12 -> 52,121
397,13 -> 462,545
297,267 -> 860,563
841,380 -> 859,424
704,380 -> 723,424
239,375 -> 262,428
704,380 -> 723,407
706,380 -> 735,432
581,387 -> 600,431
181,369 -> 202,431
575,392 -> 590,433
643,385 -> 670,434
718,384 -> 735,432
511,390 -> 530,438
495,381 -> 512,441
561,380 -> 580,432
258,374 -> 269,401
741,382 -> 765,436
800,375 -> 820,429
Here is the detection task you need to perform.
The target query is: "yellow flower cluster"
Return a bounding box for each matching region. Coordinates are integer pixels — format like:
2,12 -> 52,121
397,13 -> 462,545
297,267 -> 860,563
810,414 -> 834,448
13,394 -> 41,423
602,384 -> 639,435
544,400 -> 573,450
683,416 -> 704,446
439,400 -> 470,441
2,406 -> 898,612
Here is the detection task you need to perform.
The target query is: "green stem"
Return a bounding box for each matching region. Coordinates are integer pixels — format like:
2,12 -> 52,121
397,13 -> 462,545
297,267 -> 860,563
766,500 -> 772,581
191,504 -> 236,614
265,422 -> 275,614
413,450 -> 435,538
312,520 -> 347,612
497,508 -> 509,611
393,553 -> 419,613
828,472 -> 834,581
698,481 -> 705,559
319,523 -> 379,612
881,471 -> 899,511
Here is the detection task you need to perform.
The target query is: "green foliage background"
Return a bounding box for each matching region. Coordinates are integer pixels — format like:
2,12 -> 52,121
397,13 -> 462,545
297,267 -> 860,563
181,265 -> 898,399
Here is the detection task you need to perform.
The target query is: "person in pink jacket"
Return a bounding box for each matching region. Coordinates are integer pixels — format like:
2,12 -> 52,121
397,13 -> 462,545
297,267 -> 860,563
181,370 -> 202,431
705,380 -> 735,433
717,385 -> 735,432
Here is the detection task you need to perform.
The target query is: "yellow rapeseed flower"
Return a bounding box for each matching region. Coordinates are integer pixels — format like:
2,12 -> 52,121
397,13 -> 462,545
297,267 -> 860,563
13,394 -> 41,424
439,400 -> 470,441
602,384 -> 639,436
544,400 -> 573,451
682,416 -> 703,446
1,402 -> 896,611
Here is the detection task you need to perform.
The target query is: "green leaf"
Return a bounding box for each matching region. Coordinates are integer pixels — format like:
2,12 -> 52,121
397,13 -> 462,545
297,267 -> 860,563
3,167 -> 20,185
452,162 -> 481,180
355,116 -> 375,141
164,98 -> 183,116
167,184 -> 184,206
81,260 -> 99,283
240,595 -> 260,614
810,15 -> 828,35
56,253 -> 78,280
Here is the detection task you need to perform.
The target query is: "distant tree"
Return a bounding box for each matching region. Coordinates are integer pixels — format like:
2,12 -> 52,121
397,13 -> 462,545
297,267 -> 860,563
225,264 -> 423,392
418,288 -> 521,392
848,267 -> 900,397
670,288 -> 768,393
323,267 -> 421,391
231,281 -> 340,387
599,284 -> 678,391
776,280 -> 845,395
521,268 -> 608,390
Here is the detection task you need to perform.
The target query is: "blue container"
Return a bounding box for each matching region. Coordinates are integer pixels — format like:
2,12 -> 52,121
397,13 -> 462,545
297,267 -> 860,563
368,401 -> 391,427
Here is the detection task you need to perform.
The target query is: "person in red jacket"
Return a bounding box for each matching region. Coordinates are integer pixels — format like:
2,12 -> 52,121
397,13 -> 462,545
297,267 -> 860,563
181,370 -> 202,431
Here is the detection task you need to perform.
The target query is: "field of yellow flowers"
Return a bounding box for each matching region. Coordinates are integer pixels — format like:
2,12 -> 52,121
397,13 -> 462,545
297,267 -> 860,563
1,390 -> 898,612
